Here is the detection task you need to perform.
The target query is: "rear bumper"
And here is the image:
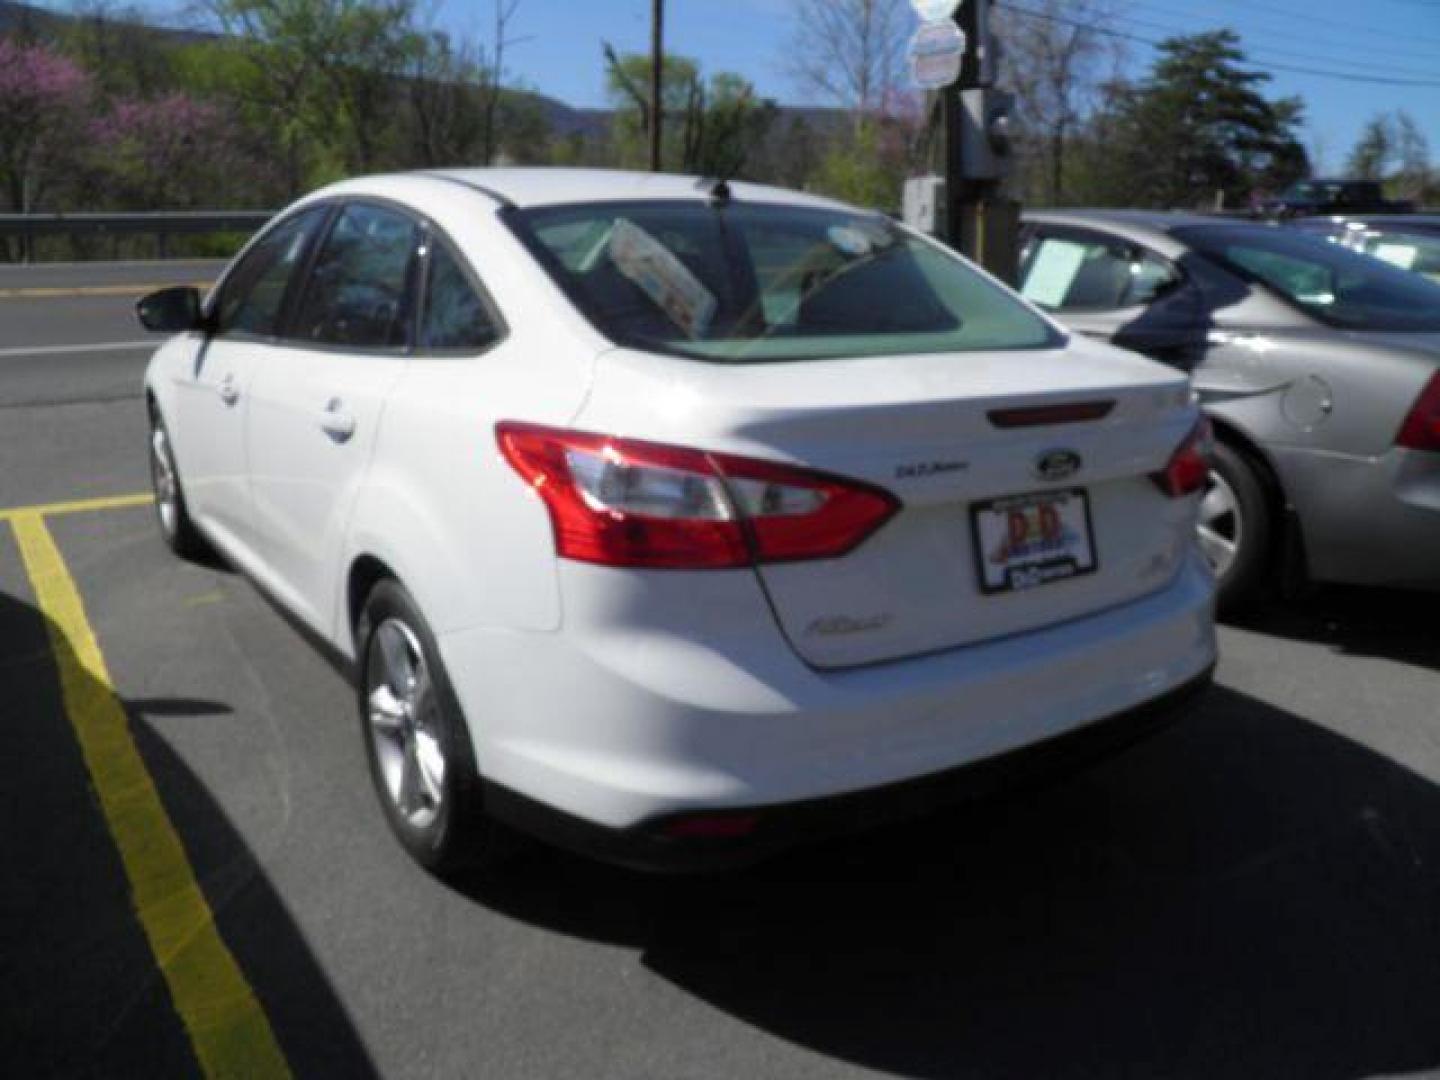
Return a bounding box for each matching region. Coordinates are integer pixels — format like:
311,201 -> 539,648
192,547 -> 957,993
484,665 -> 1214,872
1277,445 -> 1440,588
440,553 -> 1216,848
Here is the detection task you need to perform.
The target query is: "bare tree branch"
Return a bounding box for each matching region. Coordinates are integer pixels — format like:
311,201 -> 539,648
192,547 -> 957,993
785,0 -> 909,124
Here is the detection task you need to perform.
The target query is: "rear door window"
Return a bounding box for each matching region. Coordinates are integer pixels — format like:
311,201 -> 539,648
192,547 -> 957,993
291,203 -> 422,350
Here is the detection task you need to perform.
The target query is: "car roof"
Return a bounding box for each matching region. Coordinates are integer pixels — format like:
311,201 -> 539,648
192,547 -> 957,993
1023,208 -> 1227,230
1293,213 -> 1440,230
409,167 -> 854,212
1022,208 -> 1254,247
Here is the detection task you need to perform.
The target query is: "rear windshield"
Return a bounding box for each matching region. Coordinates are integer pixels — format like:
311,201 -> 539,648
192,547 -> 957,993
1176,223 -> 1440,332
506,200 -> 1060,362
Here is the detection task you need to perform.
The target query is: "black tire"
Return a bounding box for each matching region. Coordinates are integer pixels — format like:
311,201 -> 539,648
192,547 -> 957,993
1200,441 -> 1273,618
355,579 -> 512,876
148,408 -> 208,560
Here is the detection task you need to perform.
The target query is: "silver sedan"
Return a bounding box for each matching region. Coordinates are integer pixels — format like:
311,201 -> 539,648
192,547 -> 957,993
1019,210 -> 1440,613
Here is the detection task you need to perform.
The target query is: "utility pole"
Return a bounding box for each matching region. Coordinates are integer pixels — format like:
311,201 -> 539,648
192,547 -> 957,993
649,0 -> 664,172
939,0 -> 1019,283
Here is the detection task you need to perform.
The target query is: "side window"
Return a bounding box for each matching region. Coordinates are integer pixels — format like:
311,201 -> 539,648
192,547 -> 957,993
418,241 -> 501,350
291,203 -> 421,349
214,207 -> 327,337
1020,233 -> 1179,311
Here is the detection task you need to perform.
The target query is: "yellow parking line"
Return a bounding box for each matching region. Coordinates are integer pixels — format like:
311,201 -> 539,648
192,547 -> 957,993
10,511 -> 290,1079
0,492 -> 153,522
0,281 -> 212,300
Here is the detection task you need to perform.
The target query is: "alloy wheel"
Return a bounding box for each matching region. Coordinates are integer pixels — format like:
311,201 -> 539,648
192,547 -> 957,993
365,618 -> 448,830
150,425 -> 179,537
1196,468 -> 1243,579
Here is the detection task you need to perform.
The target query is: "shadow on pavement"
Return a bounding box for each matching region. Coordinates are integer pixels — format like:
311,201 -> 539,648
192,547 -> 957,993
0,585 -> 377,1078
1237,584 -> 1440,672
463,684 -> 1440,1079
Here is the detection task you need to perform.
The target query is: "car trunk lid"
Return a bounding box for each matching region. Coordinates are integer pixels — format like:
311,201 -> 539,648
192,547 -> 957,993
573,341 -> 1201,669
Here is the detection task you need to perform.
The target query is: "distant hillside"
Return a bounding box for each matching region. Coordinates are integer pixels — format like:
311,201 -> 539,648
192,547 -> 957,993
0,0 -> 67,36
0,0 -> 843,143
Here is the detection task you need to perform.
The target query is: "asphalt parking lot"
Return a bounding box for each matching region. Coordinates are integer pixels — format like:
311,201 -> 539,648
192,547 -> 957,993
3,263 -> 1440,1079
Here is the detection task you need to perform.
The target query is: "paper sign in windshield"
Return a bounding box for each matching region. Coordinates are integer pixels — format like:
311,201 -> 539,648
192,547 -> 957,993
1021,239 -> 1088,308
1373,243 -> 1419,271
608,218 -> 718,339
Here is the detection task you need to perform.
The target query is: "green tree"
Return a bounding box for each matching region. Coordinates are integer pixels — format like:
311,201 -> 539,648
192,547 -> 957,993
1347,113 -> 1395,180
1393,111 -> 1432,201
603,48 -> 776,176
402,30 -> 485,167
201,0 -> 419,192
1075,31 -> 1309,209
58,0 -> 176,99
810,121 -> 901,209
1347,110 -> 1431,200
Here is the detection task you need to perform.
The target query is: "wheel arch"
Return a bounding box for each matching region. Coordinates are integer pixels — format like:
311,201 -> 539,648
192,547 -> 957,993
347,554 -> 398,651
1208,415 -> 1286,506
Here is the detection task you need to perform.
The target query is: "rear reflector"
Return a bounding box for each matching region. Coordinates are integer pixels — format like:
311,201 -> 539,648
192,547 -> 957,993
661,813 -> 761,840
1396,371 -> 1440,453
1152,418 -> 1211,498
496,423 -> 899,570
988,400 -> 1114,428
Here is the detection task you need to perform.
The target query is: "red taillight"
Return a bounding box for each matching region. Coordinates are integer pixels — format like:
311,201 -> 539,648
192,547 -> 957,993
496,423 -> 899,570
1153,418 -> 1211,498
1397,372 -> 1440,452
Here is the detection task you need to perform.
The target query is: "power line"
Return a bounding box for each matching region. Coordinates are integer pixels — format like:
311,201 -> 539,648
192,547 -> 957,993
1129,0 -> 1440,62
1004,3 -> 1440,87
1196,0 -> 1440,50
1117,4 -> 1440,80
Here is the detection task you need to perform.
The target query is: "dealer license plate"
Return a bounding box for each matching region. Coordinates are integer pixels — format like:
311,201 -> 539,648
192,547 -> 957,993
970,489 -> 1098,595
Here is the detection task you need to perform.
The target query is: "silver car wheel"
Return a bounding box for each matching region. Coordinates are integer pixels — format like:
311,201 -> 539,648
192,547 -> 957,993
365,618 -> 447,830
1197,468 -> 1242,578
150,425 -> 179,536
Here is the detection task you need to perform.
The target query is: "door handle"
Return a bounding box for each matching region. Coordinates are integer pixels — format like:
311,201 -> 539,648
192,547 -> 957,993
218,374 -> 239,407
320,397 -> 357,442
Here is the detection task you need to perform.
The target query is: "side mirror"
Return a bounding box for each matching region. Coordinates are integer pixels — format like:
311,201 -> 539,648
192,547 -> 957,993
137,286 -> 207,333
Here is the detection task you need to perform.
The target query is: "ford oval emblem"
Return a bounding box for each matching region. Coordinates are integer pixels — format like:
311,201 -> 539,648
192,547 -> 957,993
1035,449 -> 1082,481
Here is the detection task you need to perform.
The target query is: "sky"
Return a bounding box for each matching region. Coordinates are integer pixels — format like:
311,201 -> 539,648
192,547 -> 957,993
426,0 -> 1440,173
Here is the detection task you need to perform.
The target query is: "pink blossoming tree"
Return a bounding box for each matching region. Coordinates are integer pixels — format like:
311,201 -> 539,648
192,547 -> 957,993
0,38 -> 92,213
90,92 -> 246,209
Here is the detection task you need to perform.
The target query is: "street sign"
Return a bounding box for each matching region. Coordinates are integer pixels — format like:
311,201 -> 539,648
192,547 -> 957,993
911,0 -> 961,21
908,20 -> 966,89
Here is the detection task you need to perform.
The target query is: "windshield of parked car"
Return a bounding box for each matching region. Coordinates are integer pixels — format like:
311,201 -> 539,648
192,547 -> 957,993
1176,224 -> 1440,331
506,200 -> 1060,362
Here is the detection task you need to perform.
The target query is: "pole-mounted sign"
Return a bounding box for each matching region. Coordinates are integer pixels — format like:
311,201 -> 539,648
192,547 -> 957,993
910,0 -> 961,20
908,19 -> 966,89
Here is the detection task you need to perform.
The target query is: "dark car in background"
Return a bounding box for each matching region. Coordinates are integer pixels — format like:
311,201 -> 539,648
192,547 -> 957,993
1263,179 -> 1413,219
1288,214 -> 1440,284
1018,210 -> 1440,613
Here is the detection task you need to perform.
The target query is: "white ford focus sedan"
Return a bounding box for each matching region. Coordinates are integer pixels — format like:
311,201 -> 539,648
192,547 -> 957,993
138,168 -> 1216,873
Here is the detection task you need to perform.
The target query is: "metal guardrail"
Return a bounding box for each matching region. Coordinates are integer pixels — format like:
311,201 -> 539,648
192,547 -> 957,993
0,210 -> 275,261
0,210 -> 274,238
